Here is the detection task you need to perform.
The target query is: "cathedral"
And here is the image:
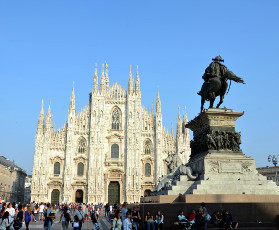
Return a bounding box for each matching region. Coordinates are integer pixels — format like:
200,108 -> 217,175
31,64 -> 191,204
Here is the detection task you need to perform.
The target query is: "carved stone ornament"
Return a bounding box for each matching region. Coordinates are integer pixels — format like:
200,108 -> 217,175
47,181 -> 63,187
208,160 -> 219,173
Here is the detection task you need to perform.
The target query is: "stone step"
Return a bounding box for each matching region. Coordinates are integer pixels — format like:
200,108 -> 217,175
192,189 -> 279,195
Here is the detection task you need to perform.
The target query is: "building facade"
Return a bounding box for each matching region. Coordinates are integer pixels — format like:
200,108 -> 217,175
257,166 -> 279,186
31,64 -> 190,203
24,175 -> 32,203
0,155 -> 27,203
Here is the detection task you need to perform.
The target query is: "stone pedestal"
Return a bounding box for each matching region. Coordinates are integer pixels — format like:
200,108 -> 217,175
167,108 -> 279,195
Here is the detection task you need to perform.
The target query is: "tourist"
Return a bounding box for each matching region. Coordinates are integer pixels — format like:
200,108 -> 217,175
0,211 -> 10,230
24,205 -> 32,230
6,203 -> 15,230
145,211 -> 155,230
195,207 -> 205,230
13,204 -> 23,229
1,203 -> 6,217
72,215 -> 80,230
91,208 -> 100,230
105,203 -> 110,217
30,201 -> 36,222
201,202 -> 210,230
189,209 -> 196,224
121,202 -> 128,220
222,210 -> 238,229
39,203 -> 45,221
73,206 -> 84,230
84,205 -> 89,222
44,203 -> 54,230
155,211 -> 164,230
212,211 -> 222,227
112,210 -> 122,230
60,206 -> 71,230
34,204 -> 39,221
123,211 -> 132,230
131,206 -> 140,230
178,211 -> 187,222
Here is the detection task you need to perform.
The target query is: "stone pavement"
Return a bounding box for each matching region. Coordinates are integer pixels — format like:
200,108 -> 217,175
26,213 -> 112,230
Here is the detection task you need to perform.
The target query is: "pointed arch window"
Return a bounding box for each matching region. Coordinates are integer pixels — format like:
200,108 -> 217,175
54,162 -> 60,175
78,138 -> 86,153
144,139 -> 152,154
111,144 -> 119,158
77,162 -> 84,176
145,163 -> 151,176
112,108 -> 121,130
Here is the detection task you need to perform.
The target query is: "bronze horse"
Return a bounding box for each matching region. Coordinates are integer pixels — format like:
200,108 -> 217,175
198,71 -> 245,113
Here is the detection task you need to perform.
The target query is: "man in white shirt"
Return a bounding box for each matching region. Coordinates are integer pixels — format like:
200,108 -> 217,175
39,203 -> 45,221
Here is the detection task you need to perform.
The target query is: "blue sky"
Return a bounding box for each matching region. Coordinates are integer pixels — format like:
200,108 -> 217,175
0,1 -> 279,174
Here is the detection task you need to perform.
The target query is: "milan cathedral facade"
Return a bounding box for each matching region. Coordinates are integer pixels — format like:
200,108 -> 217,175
31,64 -> 190,204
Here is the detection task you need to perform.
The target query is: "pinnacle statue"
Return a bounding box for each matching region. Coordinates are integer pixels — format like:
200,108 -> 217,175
198,56 -> 245,113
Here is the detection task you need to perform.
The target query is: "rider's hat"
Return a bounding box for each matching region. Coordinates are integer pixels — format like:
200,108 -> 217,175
212,55 -> 224,62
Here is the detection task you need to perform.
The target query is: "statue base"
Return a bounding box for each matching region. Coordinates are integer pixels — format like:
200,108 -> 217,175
164,108 -> 279,195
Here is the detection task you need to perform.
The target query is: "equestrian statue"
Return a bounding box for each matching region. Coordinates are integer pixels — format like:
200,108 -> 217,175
198,56 -> 245,113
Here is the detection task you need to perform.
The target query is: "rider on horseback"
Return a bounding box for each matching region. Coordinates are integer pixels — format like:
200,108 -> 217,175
198,55 -> 227,95
197,56 -> 245,112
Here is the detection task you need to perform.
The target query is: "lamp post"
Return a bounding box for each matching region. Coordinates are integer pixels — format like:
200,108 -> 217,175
268,155 -> 278,185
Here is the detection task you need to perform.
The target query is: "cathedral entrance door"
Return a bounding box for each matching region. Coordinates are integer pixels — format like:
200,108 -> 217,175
75,189 -> 83,203
51,189 -> 60,204
108,181 -> 120,204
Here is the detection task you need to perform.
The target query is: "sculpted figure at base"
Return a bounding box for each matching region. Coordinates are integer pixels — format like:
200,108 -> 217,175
198,56 -> 245,113
155,164 -> 198,192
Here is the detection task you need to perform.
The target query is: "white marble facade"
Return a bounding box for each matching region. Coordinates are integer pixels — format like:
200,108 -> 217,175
31,64 -> 190,203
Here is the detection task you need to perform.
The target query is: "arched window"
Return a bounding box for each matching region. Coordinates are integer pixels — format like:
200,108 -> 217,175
111,144 -> 119,158
77,163 -> 84,176
78,138 -> 86,153
145,163 -> 151,176
112,108 -> 121,130
54,162 -> 60,175
144,140 -> 152,154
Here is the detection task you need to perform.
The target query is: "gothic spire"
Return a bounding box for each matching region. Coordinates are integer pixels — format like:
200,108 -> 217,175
46,100 -> 52,129
105,61 -> 109,89
128,65 -> 134,94
176,106 -> 182,137
100,63 -> 105,93
156,86 -> 161,113
37,99 -> 44,132
135,65 -> 140,94
93,63 -> 98,93
70,81 -> 75,110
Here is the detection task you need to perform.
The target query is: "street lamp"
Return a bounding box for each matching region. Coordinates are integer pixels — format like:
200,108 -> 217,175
268,155 -> 279,185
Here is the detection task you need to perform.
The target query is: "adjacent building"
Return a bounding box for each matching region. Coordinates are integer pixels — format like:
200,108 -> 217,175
31,64 -> 191,204
24,175 -> 32,203
0,155 -> 27,203
257,166 -> 279,185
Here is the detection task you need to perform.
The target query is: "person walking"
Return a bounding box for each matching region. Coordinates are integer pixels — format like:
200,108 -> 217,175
59,206 -> 71,230
73,206 -> 84,230
24,206 -> 32,230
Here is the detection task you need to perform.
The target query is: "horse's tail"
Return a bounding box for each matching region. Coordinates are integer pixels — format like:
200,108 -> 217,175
223,71 -> 245,84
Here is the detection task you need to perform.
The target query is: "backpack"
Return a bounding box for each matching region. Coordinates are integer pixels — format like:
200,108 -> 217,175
65,212 -> 71,222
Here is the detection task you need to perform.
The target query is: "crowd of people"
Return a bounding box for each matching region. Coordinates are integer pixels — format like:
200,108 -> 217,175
0,201 -> 103,230
176,203 -> 238,230
0,201 -> 239,230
